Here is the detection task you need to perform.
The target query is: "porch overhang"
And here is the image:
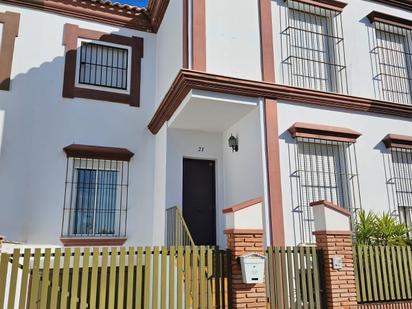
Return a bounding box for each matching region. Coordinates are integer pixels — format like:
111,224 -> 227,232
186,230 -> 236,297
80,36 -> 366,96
167,90 -> 258,132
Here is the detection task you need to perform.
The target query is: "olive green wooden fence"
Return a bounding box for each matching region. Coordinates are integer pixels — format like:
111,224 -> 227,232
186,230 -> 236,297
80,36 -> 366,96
354,245 -> 412,303
0,246 -> 231,309
266,246 -> 324,309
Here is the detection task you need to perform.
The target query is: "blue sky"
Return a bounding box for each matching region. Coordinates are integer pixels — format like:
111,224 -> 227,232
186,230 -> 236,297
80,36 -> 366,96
116,0 -> 148,7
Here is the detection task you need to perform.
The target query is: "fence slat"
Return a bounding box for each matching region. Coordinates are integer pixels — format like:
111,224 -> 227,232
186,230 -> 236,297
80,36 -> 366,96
207,247 -> 213,309
126,246 -> 135,309
143,247 -> 152,309
286,248 -> 295,309
169,246 -> 176,309
401,246 -> 411,299
118,247 -> 126,309
39,248 -> 51,309
396,246 -> 406,299
89,247 -> 100,309
281,247 -> 289,309
275,247 -> 283,309
108,247 -> 117,309
161,247 -> 168,309
177,246 -> 183,309
311,247 -> 321,309
29,248 -> 41,309
299,246 -> 308,309
305,247 -> 314,309
0,252 -> 10,309
153,247 -> 160,309
70,248 -> 81,309
50,248 -> 61,309
369,246 -> 378,301
373,246 -> 384,301
18,249 -> 31,309
135,247 -> 143,309
200,246 -> 207,309
363,246 -> 373,302
7,249 -> 20,309
381,246 -> 390,300
99,247 -> 109,309
80,248 -> 90,309
391,246 -> 401,300
293,247 -> 302,309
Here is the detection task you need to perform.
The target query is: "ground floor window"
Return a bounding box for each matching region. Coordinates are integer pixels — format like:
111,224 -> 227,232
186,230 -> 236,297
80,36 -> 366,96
287,123 -> 362,244
61,144 -> 133,238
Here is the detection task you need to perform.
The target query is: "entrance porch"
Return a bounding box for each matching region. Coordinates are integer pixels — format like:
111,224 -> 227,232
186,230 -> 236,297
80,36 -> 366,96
153,90 -> 269,247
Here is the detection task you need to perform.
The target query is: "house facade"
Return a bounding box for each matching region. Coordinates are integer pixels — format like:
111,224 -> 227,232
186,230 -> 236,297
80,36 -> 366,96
1,0 -> 412,251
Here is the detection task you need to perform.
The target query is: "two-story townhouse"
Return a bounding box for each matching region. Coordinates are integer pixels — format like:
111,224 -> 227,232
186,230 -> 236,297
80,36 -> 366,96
2,0 -> 412,252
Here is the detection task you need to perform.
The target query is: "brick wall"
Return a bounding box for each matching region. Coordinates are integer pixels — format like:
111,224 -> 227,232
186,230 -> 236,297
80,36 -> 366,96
314,231 -> 358,309
225,230 -> 266,309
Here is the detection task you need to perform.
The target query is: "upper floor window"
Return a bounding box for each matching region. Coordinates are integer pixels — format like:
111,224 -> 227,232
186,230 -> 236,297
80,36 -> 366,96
281,0 -> 348,94
63,24 -> 143,107
288,123 -> 362,244
0,11 -> 20,91
61,144 -> 134,241
383,134 -> 412,232
77,41 -> 131,92
368,12 -> 412,105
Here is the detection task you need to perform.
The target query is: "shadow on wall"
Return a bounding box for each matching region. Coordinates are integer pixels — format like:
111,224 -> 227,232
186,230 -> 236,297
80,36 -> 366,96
0,26 -> 156,244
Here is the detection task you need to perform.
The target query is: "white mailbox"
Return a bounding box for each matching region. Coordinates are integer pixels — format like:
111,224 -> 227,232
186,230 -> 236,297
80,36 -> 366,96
239,253 -> 266,284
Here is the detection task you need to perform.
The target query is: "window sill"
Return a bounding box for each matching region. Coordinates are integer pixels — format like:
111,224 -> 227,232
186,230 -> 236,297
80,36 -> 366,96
60,237 -> 127,247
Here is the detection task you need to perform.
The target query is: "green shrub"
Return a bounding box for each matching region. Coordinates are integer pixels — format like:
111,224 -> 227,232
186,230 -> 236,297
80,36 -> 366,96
355,209 -> 409,245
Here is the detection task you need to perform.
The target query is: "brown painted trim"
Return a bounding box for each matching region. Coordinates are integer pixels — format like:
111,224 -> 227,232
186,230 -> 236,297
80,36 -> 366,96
2,0 -> 152,32
192,0 -> 206,71
222,197 -> 263,214
312,230 -> 352,236
370,0 -> 412,11
285,0 -> 348,12
147,0 -> 170,33
148,70 -> 412,135
63,144 -> 134,161
60,237 -> 127,246
224,229 -> 264,235
382,133 -> 412,149
367,11 -> 412,30
310,200 -> 352,217
288,122 -> 362,143
0,11 -> 20,91
182,0 -> 189,69
62,24 -> 143,107
264,100 -> 286,247
259,0 -> 276,83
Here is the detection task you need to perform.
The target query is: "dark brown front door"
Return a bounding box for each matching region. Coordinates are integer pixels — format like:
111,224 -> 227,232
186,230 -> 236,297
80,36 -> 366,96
183,158 -> 216,246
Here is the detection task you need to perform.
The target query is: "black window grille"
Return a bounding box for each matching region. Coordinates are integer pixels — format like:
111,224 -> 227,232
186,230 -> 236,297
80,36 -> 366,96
61,158 -> 129,238
370,23 -> 412,105
289,138 -> 361,244
78,42 -> 129,90
385,148 -> 412,229
281,0 -> 348,93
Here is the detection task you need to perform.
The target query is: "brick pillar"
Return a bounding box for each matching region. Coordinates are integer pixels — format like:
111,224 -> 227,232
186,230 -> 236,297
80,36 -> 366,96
223,197 -> 267,309
311,200 -> 357,309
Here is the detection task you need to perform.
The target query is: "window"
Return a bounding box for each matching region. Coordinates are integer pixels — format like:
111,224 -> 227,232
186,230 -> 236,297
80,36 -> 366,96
281,0 -> 348,93
78,42 -> 130,91
63,24 -> 143,107
0,11 -> 20,91
383,134 -> 412,231
61,144 -> 133,240
288,123 -> 361,244
368,12 -> 412,105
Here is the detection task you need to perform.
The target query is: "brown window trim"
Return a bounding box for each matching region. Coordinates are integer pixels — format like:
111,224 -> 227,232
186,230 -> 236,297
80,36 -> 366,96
367,11 -> 412,30
62,23 -> 143,107
60,237 -> 127,247
382,134 -> 412,149
370,0 -> 412,11
0,11 -> 20,91
63,144 -> 134,161
285,0 -> 348,12
288,122 -> 362,143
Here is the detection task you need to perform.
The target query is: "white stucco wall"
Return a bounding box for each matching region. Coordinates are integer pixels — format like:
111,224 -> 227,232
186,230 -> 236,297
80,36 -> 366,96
205,0 -> 262,81
271,0 -> 412,100
277,101 -> 412,245
0,3 -> 158,246
222,108 -> 265,207
155,0 -> 182,104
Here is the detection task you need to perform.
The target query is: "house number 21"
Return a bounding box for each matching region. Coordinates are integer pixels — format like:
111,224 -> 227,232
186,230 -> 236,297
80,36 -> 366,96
198,147 -> 205,152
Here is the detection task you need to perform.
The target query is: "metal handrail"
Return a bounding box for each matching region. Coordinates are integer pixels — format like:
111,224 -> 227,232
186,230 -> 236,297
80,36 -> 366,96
166,206 -> 195,247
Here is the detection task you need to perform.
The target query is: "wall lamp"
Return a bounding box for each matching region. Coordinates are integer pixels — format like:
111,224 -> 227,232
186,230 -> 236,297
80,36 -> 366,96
228,134 -> 239,152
